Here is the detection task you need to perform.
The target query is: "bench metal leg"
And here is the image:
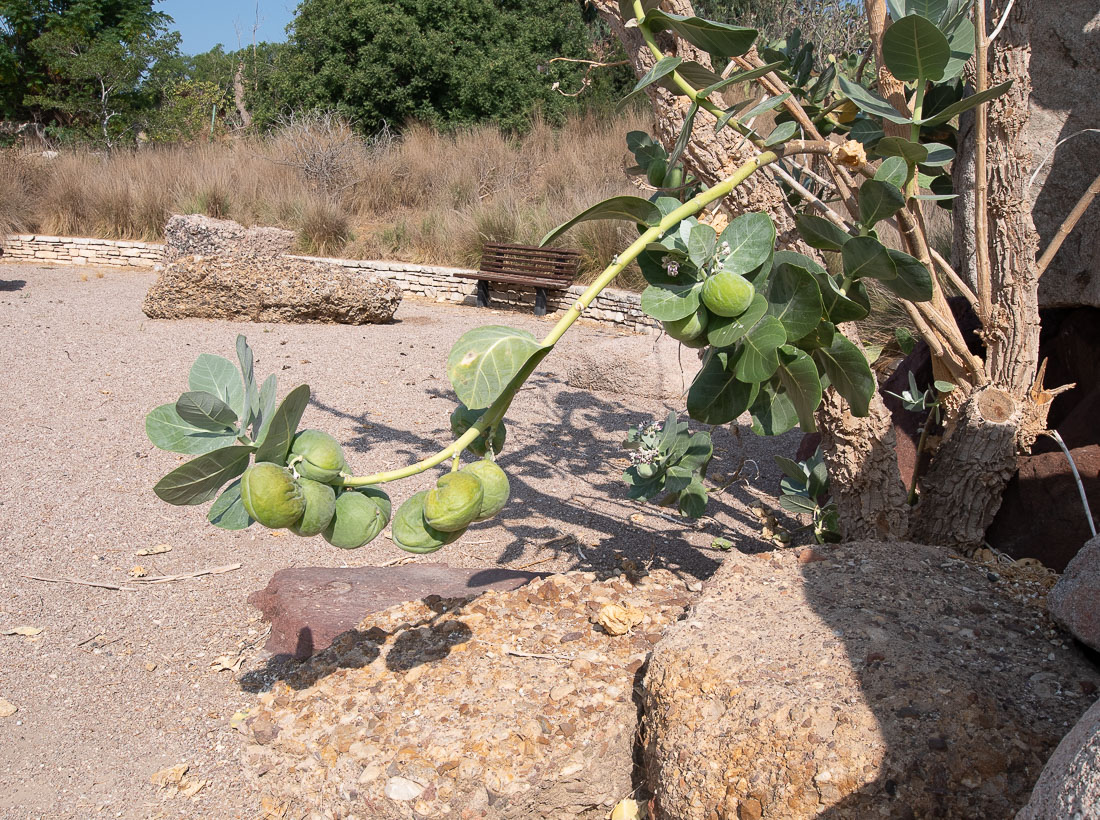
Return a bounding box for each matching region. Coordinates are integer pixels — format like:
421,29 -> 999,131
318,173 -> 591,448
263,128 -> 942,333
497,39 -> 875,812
534,287 -> 548,316
476,280 -> 491,308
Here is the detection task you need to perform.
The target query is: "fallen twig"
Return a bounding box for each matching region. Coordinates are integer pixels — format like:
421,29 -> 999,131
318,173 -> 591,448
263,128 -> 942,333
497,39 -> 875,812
131,563 -> 242,585
505,647 -> 571,662
515,555 -> 556,570
22,574 -> 136,592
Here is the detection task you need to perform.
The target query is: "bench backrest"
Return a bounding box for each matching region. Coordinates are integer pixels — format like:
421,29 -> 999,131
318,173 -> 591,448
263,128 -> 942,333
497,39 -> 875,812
479,243 -> 582,282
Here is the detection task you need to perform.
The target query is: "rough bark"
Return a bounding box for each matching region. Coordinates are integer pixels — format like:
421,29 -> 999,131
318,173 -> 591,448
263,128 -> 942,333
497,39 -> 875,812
234,62 -> 253,130
591,0 -> 796,234
817,387 -> 911,541
911,387 -> 1021,548
984,0 -> 1041,393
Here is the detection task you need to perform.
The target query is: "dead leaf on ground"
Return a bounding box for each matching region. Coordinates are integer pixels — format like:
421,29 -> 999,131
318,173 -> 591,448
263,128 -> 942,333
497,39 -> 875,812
179,779 -> 206,798
211,654 -> 244,673
2,626 -> 43,637
135,544 -> 172,557
0,697 -> 17,717
150,763 -> 189,788
268,530 -> 287,538
128,565 -> 148,578
596,602 -> 645,636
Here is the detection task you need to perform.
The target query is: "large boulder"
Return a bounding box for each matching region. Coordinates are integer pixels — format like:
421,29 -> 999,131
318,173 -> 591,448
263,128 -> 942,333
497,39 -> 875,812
240,570 -> 693,819
248,565 -> 550,660
142,254 -> 400,324
163,213 -> 295,261
1017,696 -> 1100,819
1025,8 -> 1100,309
640,541 -> 1100,820
1048,535 -> 1100,652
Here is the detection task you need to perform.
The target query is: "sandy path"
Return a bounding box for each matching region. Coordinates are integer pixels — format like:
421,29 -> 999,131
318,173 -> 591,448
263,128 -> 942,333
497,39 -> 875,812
0,263 -> 798,819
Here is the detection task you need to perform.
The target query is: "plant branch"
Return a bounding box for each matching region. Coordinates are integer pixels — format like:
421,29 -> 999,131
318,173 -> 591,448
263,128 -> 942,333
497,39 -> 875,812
929,246 -> 980,311
973,0 -> 993,325
1036,170 -> 1100,276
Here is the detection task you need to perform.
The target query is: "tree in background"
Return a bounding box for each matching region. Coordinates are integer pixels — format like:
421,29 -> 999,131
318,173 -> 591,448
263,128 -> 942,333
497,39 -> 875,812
696,0 -> 865,56
0,0 -> 181,145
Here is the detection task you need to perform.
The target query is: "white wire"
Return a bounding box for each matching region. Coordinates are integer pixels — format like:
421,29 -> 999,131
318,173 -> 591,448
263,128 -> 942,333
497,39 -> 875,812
1027,129 -> 1100,192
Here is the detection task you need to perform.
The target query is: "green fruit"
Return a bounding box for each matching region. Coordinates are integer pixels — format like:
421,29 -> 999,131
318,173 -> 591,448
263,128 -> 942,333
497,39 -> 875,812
392,490 -> 464,553
702,270 -> 755,317
664,308 -> 709,344
646,158 -> 667,188
664,165 -> 684,190
424,472 -> 483,532
460,460 -> 510,521
322,486 -> 391,549
289,479 -> 336,537
241,463 -> 306,529
290,429 -> 348,484
449,404 -> 506,457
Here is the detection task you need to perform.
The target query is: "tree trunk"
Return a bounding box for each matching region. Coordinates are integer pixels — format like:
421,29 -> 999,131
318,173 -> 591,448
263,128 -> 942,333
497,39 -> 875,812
910,388 -> 1021,547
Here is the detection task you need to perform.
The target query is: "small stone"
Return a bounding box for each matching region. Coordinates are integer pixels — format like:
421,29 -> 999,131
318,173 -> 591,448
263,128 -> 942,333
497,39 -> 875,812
0,698 -> 16,718
597,602 -> 644,636
550,683 -> 575,702
384,775 -> 426,801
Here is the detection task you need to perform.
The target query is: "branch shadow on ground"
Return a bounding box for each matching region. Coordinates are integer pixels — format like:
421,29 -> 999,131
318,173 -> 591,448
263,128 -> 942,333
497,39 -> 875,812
0,279 -> 26,291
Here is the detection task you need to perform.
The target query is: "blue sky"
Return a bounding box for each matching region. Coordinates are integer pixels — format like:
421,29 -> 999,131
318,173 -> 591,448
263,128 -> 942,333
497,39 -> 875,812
158,0 -> 296,54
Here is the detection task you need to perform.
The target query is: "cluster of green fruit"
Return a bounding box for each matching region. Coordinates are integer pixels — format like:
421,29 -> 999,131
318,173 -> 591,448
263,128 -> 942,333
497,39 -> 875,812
660,243 -> 756,348
238,423 -> 511,554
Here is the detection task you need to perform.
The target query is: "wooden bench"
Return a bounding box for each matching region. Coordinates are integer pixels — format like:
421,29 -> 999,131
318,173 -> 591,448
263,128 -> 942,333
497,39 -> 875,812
456,243 -> 582,316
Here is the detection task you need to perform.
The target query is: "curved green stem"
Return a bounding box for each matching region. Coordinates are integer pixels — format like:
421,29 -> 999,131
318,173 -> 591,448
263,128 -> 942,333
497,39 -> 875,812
340,150 -> 781,487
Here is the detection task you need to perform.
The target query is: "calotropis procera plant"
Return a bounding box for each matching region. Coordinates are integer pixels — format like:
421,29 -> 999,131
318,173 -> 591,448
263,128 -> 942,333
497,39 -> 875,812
146,0 -> 1011,550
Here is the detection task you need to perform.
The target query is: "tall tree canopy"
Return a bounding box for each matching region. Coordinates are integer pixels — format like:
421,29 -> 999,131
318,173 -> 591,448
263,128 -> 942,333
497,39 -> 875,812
0,0 -> 181,142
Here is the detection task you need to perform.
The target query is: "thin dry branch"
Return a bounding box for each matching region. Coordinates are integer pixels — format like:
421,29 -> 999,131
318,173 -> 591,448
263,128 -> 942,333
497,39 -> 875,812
22,574 -> 136,592
1036,170 -> 1100,276
130,563 -> 242,585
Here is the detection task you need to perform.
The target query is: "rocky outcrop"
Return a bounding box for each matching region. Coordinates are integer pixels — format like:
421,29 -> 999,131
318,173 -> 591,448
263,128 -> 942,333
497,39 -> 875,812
240,569 -> 693,819
1017,695 -> 1100,819
142,254 -> 400,324
1048,535 -> 1100,652
564,333 -> 702,399
248,565 -> 549,659
163,214 -> 294,261
640,541 -> 1100,820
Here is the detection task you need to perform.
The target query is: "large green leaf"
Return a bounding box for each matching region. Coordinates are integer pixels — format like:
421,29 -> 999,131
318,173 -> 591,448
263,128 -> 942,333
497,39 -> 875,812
678,431 -> 714,473
687,223 -> 717,268
618,55 -> 683,110
874,156 -> 911,188
874,136 -> 928,164
918,81 -> 1012,127
541,196 -> 662,246
617,0 -> 659,22
153,445 -> 255,506
920,142 -> 955,167
735,315 -> 786,382
906,0 -> 949,21
734,91 -> 791,123
859,179 -> 907,227
842,236 -> 898,281
764,120 -> 798,147
145,403 -> 239,455
175,391 -> 238,432
236,335 -> 259,429
678,478 -> 708,518
687,351 -> 759,425
794,214 -> 851,251
207,478 -> 253,530
883,14 -> 951,82
766,263 -> 823,340
254,384 -> 311,465
189,354 -> 244,417
942,16 -> 975,80
252,373 -> 278,442
446,326 -> 546,410
812,334 -> 875,417
718,211 -> 775,275
641,279 -> 704,321
706,292 -> 768,348
880,249 -> 934,301
811,271 -> 871,324
643,9 -> 757,57
775,346 -> 822,431
660,61 -> 723,94
836,74 -> 912,124
749,379 -> 799,436
666,102 -> 699,172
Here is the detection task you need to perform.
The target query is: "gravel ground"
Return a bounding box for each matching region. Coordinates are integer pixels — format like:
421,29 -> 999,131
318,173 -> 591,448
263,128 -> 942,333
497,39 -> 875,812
0,263 -> 799,819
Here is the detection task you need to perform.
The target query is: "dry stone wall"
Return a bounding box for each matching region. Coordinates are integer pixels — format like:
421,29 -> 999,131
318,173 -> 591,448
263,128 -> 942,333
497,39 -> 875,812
3,234 -> 656,333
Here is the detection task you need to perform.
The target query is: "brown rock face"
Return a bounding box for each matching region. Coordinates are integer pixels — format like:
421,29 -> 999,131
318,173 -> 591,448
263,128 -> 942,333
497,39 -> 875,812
986,446 -> 1100,572
640,541 -> 1100,820
248,564 -> 548,659
142,254 -> 400,324
240,570 -> 693,819
1048,536 -> 1100,652
1017,695 -> 1100,819
163,213 -> 294,261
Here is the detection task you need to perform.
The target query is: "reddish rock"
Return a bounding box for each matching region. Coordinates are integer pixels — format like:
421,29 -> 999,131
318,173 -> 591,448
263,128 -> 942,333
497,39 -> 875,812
1048,536 -> 1100,652
987,446 -> 1100,572
1017,696 -> 1100,819
249,564 -> 548,659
